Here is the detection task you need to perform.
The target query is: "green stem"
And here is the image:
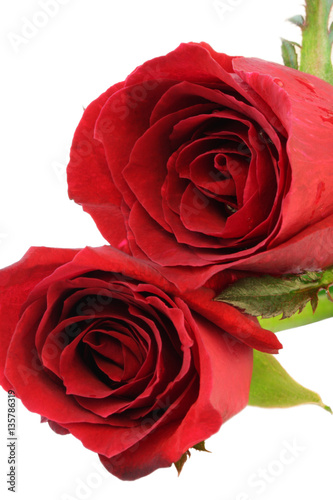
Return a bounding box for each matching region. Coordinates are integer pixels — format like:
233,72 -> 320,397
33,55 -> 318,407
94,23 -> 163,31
300,0 -> 333,84
259,288 -> 333,333
321,267 -> 333,288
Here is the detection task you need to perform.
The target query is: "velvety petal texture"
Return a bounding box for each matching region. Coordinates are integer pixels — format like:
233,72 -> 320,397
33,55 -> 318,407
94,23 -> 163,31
0,246 -> 256,480
67,43 -> 333,289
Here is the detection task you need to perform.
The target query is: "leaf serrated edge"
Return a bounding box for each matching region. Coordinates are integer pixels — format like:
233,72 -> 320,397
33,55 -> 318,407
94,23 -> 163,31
216,271 -> 333,320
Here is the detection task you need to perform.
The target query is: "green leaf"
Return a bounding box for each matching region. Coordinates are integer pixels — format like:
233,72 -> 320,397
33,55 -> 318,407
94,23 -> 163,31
259,288 -> 333,333
281,38 -> 299,69
287,14 -> 305,27
215,268 -> 333,320
329,21 -> 333,45
249,350 -> 332,412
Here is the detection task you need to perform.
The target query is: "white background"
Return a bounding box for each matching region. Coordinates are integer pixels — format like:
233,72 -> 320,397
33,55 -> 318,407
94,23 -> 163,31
0,1 -> 333,499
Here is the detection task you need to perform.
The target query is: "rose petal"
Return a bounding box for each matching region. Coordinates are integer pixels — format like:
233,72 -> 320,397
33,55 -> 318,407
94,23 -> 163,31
98,313 -> 252,480
67,82 -> 129,251
4,301 -> 106,425
233,57 -> 333,245
0,247 -> 78,390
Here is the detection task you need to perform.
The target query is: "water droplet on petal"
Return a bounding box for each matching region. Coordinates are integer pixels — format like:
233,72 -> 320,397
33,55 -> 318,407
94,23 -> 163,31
321,113 -> 333,125
273,78 -> 284,87
296,77 -> 316,93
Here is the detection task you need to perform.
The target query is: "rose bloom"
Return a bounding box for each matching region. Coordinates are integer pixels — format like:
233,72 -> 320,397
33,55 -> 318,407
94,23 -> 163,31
67,42 -> 333,290
0,246 -> 280,480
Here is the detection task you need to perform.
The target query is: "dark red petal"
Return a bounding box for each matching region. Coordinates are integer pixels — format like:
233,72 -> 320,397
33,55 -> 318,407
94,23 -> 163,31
123,104 -> 215,231
37,316 -> 90,378
222,191 -> 262,238
72,247 -> 282,354
98,315 -> 252,480
14,246 -> 281,354
4,301 -> 105,425
75,394 -> 134,419
47,420 -> 70,435
125,42 -> 235,88
162,150 -> 225,248
65,381 -> 196,462
95,82 -> 173,209
84,326 -> 144,366
233,57 -> 333,247
128,202 -> 204,266
180,287 -> 282,354
180,184 -> 226,236
59,327 -> 115,398
67,82 -> 129,251
231,212 -> 333,274
0,247 -> 78,390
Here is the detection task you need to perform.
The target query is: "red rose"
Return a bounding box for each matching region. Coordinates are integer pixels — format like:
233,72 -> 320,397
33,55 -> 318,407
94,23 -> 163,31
0,246 -> 260,480
67,42 -> 333,290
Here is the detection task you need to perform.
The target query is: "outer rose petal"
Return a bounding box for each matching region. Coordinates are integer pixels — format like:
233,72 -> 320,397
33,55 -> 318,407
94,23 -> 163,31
232,58 -> 333,245
99,314 -> 252,480
152,211 -> 333,288
67,82 -> 129,251
230,213 -> 333,273
181,288 -> 281,354
0,247 -> 78,390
